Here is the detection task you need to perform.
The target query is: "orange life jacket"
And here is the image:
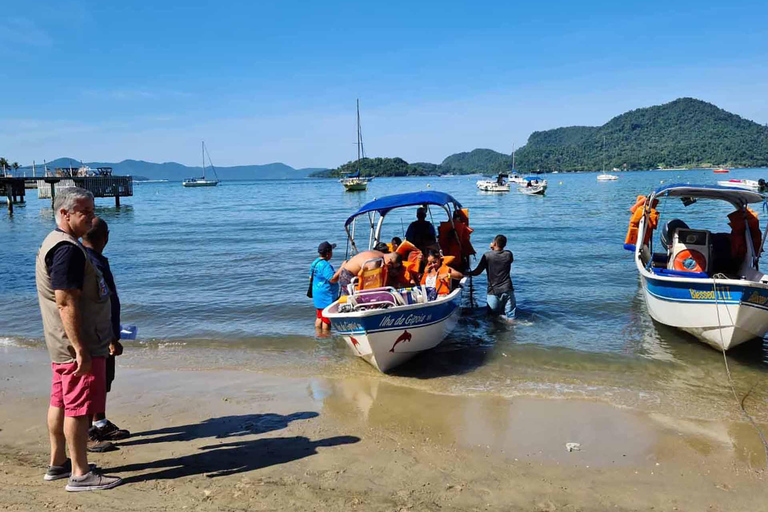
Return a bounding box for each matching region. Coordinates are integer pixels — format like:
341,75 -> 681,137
438,220 -> 475,267
624,195 -> 659,249
728,207 -> 761,261
420,263 -> 453,295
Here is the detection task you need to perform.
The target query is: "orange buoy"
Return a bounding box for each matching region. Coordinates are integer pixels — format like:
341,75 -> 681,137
673,250 -> 707,273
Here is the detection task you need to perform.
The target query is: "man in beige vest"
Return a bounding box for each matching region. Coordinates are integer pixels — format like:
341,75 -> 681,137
35,187 -> 122,491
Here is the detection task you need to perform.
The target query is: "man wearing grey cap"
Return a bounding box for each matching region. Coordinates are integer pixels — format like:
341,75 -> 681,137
309,241 -> 343,333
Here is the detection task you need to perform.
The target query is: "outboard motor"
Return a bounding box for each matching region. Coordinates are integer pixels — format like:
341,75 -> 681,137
660,219 -> 689,250
759,179 -> 767,193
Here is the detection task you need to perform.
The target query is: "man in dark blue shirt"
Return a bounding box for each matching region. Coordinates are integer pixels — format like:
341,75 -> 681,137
82,217 -> 130,445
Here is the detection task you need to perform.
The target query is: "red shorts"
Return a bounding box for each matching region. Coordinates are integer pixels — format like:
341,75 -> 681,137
316,308 -> 331,325
50,357 -> 107,417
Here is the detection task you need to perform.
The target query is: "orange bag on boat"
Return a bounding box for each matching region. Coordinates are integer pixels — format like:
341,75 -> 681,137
728,207 -> 761,261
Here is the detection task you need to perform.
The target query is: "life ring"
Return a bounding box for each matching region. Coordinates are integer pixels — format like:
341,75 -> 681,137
673,250 -> 706,272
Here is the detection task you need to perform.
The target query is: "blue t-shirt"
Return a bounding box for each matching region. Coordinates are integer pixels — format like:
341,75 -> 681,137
310,258 -> 339,309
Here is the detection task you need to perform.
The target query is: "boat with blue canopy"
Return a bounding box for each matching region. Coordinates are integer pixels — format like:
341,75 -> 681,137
626,183 -> 768,350
519,176 -> 547,195
324,190 -> 469,372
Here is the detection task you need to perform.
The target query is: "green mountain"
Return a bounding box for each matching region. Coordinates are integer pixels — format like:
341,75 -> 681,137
311,157 -> 440,178
18,158 -> 321,180
440,148 -> 514,174
515,98 -> 768,172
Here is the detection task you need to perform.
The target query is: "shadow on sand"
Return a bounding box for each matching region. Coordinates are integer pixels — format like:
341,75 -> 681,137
109,435 -> 361,483
119,412 -> 320,447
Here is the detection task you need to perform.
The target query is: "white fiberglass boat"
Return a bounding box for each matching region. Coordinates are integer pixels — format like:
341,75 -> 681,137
323,191 -> 468,372
716,179 -> 766,192
477,173 -> 510,192
518,176 -> 547,195
339,100 -> 373,192
597,174 -> 618,181
183,141 -> 220,187
626,183 -> 768,351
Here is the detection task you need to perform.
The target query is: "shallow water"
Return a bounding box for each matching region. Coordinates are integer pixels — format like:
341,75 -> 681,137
2,169 -> 768,420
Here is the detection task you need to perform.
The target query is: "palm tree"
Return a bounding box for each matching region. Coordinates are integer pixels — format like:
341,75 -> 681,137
0,158 -> 8,177
12,162 -> 19,175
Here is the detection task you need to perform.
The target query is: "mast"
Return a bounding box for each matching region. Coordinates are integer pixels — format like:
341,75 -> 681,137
356,99 -> 363,164
602,136 -> 606,173
202,141 -> 206,180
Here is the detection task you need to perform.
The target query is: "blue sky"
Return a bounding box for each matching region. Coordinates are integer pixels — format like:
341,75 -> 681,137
1,0 -> 767,169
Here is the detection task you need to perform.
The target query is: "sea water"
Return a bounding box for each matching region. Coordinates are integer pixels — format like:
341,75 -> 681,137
1,169 -> 767,421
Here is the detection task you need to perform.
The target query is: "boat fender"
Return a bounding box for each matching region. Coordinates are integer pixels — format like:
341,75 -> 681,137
673,250 -> 707,273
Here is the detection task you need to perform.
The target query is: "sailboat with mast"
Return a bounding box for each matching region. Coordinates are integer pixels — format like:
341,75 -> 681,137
340,100 -> 373,192
596,136 -> 618,181
183,141 -> 220,187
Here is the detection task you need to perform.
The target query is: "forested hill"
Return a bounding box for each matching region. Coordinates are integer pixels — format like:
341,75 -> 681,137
515,98 -> 768,171
440,149 -> 513,174
310,150 -> 515,178
311,157 -> 442,177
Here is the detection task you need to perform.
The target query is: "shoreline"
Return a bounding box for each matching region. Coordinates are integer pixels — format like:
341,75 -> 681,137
1,345 -> 766,510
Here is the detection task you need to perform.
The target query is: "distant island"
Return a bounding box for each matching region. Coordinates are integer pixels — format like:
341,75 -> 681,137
15,158 -> 325,181
313,98 -> 768,177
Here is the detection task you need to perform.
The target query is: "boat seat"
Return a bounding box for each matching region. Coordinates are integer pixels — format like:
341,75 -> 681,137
347,287 -> 407,311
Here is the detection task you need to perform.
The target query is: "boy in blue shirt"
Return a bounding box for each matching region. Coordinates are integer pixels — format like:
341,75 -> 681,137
310,241 -> 343,333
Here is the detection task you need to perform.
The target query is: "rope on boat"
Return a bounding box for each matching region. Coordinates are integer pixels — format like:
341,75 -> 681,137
712,277 -> 768,470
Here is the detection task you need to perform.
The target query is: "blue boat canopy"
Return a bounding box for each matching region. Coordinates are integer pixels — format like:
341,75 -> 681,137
345,191 -> 462,226
652,183 -> 764,206
523,176 -> 541,181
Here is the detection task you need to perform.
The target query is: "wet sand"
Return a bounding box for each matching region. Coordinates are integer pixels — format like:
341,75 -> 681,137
1,346 -> 767,511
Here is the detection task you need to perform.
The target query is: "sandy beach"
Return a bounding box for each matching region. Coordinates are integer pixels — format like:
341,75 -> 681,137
0,345 -> 766,511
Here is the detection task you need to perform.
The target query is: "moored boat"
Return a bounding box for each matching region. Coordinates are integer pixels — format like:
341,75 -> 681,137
477,173 -> 510,192
323,191 -> 469,372
518,176 -> 547,195
625,184 -> 768,351
340,99 -> 372,192
183,141 -> 220,187
716,179 -> 766,192
713,168 -> 730,174
597,174 -> 618,181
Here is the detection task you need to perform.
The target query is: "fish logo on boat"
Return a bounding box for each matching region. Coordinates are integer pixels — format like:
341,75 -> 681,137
389,330 -> 412,353
350,336 -> 361,353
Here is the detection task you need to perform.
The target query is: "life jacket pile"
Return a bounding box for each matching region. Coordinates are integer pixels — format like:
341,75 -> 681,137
728,207 -> 761,262
438,208 -> 475,270
624,195 -> 659,250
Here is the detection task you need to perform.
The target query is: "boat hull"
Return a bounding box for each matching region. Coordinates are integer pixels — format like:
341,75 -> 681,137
641,273 -> 768,350
182,180 -> 219,187
324,287 -> 463,372
476,181 -> 510,192
343,183 -> 368,191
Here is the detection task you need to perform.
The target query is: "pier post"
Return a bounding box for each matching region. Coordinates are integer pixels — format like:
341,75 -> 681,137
50,183 -> 56,209
6,194 -> 13,214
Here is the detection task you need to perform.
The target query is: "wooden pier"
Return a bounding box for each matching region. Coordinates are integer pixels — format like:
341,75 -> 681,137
1,175 -> 133,214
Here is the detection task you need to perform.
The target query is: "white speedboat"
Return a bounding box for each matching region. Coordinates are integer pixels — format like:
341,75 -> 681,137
597,174 -> 618,181
518,176 -> 547,195
323,191 -> 468,372
716,179 -> 766,192
477,173 -> 510,192
626,183 -> 768,351
183,141 -> 220,187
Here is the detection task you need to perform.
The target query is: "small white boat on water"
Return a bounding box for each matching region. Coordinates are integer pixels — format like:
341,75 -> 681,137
518,176 -> 547,195
183,141 -> 220,187
323,191 -> 469,372
477,173 -> 511,192
597,174 -> 618,181
716,179 -> 767,192
626,183 -> 768,351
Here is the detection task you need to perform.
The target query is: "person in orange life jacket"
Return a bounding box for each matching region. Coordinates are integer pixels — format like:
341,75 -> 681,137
81,217 -> 130,448
388,237 -> 402,253
468,234 -> 515,321
421,249 -> 463,296
310,242 -> 344,332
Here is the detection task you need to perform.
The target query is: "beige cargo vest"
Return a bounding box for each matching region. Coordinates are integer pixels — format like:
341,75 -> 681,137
35,229 -> 114,363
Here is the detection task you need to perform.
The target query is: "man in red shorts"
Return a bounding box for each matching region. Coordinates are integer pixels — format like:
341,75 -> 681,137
35,187 -> 122,491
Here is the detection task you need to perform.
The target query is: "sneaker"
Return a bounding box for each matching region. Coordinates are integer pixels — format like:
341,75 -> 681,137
87,439 -> 117,453
44,459 -> 72,481
90,421 -> 131,441
65,471 -> 122,492
44,460 -> 99,481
